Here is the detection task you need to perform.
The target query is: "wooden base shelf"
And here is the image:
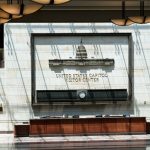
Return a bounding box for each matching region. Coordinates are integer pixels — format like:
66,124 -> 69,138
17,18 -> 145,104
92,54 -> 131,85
14,117 -> 147,137
29,117 -> 146,136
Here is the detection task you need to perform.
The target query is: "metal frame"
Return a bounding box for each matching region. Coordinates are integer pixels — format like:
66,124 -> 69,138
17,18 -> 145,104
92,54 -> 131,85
31,33 -> 133,104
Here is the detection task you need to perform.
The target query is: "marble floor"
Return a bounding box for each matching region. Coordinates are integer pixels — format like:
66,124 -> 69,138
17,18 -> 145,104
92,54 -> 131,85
0,134 -> 150,144
0,134 -> 150,149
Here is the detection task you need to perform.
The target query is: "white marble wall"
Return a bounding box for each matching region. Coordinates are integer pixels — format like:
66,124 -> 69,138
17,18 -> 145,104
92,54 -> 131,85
0,23 -> 150,131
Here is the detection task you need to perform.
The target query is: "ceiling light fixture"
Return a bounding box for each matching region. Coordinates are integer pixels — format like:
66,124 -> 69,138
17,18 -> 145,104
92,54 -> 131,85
128,0 -> 150,24
0,9 -> 22,20
0,18 -> 10,24
111,0 -> 134,26
0,0 -> 43,16
0,9 -> 10,19
0,9 -> 22,24
32,0 -> 70,5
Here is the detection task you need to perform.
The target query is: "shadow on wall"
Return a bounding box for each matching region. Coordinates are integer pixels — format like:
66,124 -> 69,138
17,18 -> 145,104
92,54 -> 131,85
133,25 -> 150,87
5,25 -> 34,119
134,98 -> 140,117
